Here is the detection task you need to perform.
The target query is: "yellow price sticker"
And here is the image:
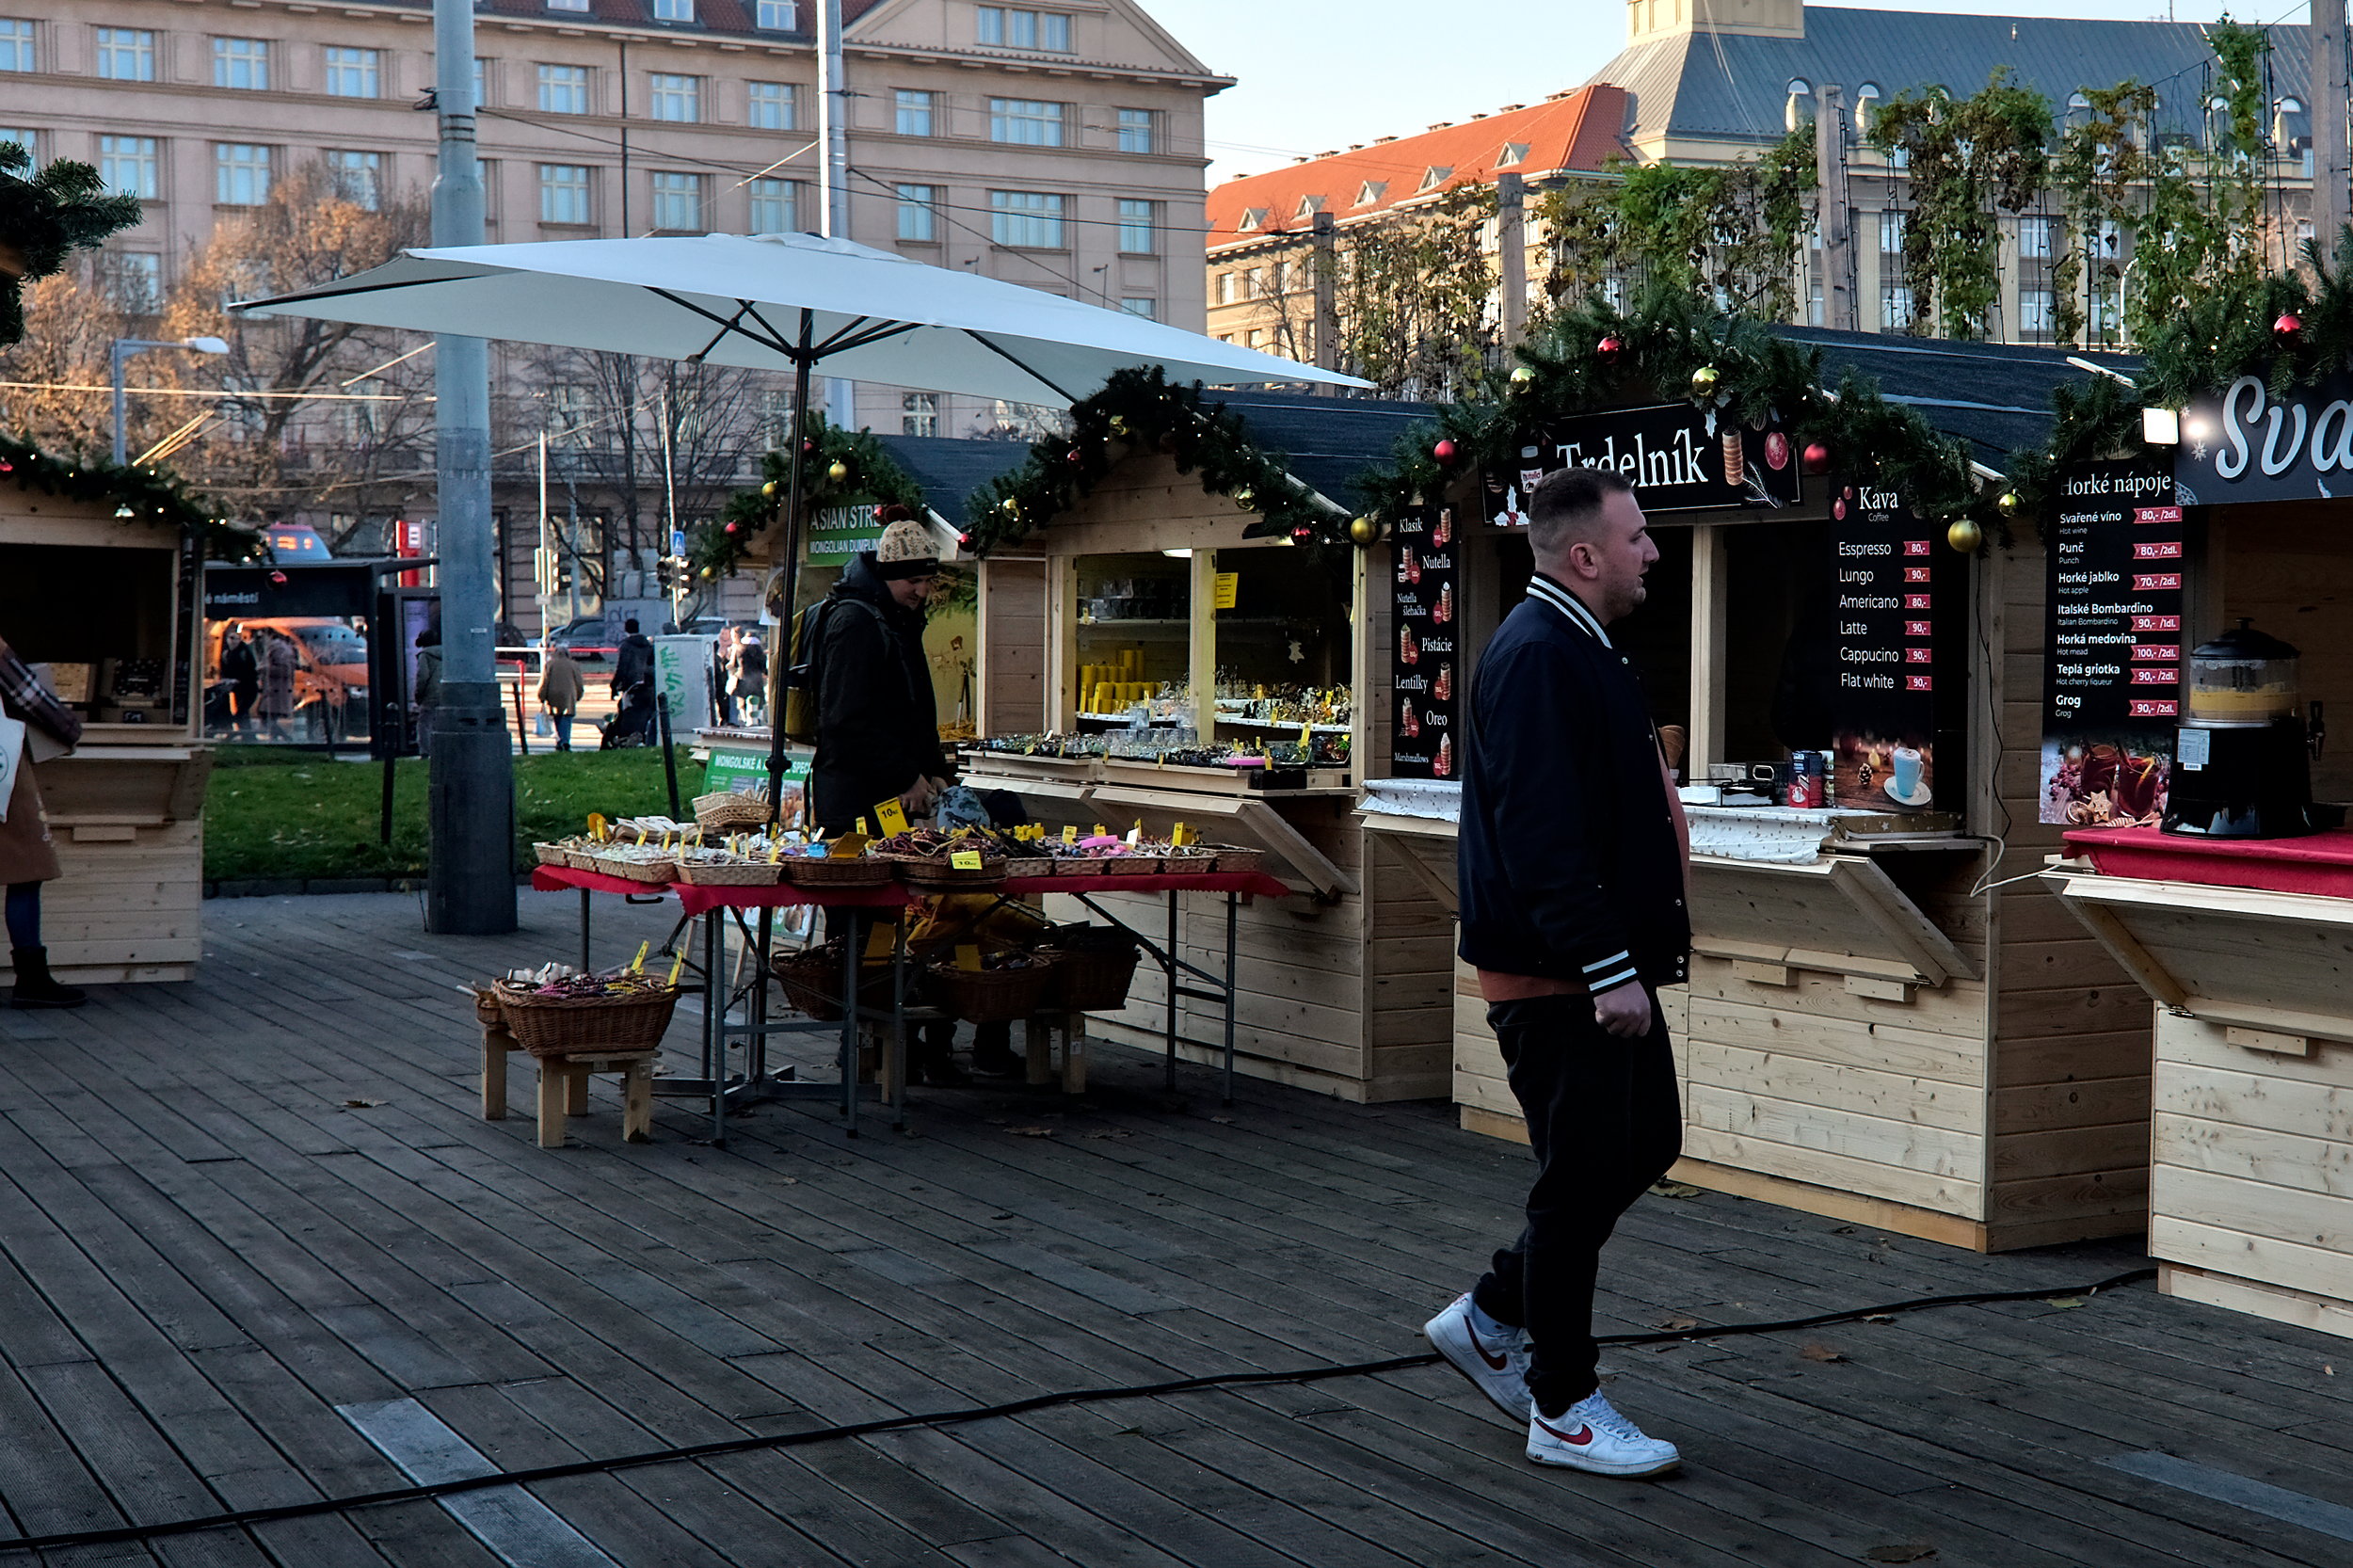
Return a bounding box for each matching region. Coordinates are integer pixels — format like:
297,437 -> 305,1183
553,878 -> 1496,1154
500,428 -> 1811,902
872,797 -> 910,836
665,952 -> 685,987
586,811 -> 608,842
631,940 -> 649,974
1300,722 -> 1313,747
1062,824 -> 1080,844
1093,824 -> 1107,839
951,849 -> 984,871
1171,822 -> 1192,846
954,943 -> 983,972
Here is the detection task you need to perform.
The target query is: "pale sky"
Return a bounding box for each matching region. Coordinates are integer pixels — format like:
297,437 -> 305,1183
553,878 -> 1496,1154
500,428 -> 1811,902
1152,0 -> 2305,186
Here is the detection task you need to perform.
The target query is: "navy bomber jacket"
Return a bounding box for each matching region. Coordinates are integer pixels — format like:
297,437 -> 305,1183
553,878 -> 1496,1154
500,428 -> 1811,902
1455,573 -> 1689,993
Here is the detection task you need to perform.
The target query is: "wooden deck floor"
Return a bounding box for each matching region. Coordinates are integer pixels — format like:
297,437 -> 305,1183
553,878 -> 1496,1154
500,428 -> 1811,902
0,889 -> 2347,1567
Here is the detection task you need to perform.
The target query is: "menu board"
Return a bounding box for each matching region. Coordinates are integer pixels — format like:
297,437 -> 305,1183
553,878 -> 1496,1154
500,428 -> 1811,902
1390,504 -> 1459,778
2038,461 -> 2183,827
1826,480 -> 1943,811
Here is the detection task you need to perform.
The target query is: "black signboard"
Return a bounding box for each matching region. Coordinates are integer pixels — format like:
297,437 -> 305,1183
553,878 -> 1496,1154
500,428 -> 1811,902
1390,503 -> 1460,777
2177,372 -> 2353,506
2038,461 -> 2183,827
1824,480 -> 1951,811
1484,404 -> 1801,522
203,561 -> 379,620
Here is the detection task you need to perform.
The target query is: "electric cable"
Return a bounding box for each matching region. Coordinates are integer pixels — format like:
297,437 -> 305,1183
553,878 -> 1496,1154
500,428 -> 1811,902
0,1266 -> 2156,1556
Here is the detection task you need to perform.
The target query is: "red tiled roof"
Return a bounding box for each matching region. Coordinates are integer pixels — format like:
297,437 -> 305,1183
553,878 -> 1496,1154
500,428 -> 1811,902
1205,85 -> 1626,249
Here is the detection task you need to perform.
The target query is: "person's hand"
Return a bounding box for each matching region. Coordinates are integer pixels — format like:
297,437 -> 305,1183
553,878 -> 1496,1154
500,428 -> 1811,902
1593,982 -> 1654,1040
899,783 -> 933,818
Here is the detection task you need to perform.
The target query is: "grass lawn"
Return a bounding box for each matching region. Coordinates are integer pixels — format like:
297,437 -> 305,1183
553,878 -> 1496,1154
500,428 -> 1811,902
204,746 -> 680,882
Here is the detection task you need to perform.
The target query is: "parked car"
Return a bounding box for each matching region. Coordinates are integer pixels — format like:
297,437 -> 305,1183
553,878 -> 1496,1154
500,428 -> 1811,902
543,616 -> 617,663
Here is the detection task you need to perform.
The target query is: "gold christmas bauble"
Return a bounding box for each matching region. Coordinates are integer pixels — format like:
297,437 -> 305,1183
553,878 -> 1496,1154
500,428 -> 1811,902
1509,365 -> 1535,386
1946,517 -> 1984,553
1994,490 -> 2022,518
760,480 -> 777,498
1001,497 -> 1018,514
1690,365 -> 1721,398
1348,515 -> 1383,546
826,459 -> 850,483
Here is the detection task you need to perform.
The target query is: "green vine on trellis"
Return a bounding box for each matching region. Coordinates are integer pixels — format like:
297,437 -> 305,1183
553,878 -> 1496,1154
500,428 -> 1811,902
1867,70 -> 2053,340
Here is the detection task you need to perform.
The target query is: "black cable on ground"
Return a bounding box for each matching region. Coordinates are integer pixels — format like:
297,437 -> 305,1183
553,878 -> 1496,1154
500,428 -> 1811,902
0,1267 -> 2156,1555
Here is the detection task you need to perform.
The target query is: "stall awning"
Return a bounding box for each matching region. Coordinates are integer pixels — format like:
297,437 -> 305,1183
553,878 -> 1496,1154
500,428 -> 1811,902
1778,328 -> 2142,467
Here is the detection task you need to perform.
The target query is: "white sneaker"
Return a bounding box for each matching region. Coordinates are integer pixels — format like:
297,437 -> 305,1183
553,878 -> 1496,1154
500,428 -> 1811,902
1423,1292 -> 1530,1420
1527,1392 -> 1681,1478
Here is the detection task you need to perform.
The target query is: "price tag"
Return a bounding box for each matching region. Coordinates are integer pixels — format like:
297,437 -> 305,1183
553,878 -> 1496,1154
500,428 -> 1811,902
1171,822 -> 1192,846
1126,824 -> 1142,846
951,849 -> 984,871
872,797 -> 910,836
954,943 -> 983,972
665,952 -> 685,987
586,812 -> 608,842
857,816 -> 872,838
1062,824 -> 1080,844
1299,722 -> 1313,747
1092,824 -> 1107,839
631,940 -> 649,974
1213,571 -> 1240,611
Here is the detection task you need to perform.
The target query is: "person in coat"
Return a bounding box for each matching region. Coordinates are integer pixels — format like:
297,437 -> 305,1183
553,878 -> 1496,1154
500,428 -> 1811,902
1424,465 -> 1691,1480
257,629 -> 297,741
731,630 -> 768,726
0,633 -> 87,1008
218,625 -> 259,737
537,642 -> 586,752
808,513 -> 949,835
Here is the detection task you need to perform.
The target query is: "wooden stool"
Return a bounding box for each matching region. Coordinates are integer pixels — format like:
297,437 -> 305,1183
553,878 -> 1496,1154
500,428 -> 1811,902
1024,1011 -> 1088,1095
482,1022 -> 654,1147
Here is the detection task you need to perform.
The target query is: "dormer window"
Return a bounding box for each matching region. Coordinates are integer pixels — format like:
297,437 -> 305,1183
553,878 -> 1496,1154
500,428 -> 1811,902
1497,142 -> 1528,168
1295,194 -> 1325,219
978,7 -> 1072,53
1418,165 -> 1452,191
1238,206 -> 1268,232
1353,180 -> 1387,208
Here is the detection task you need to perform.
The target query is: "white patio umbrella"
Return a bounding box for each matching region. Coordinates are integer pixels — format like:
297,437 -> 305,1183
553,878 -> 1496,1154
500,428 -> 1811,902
232,231 -> 1369,805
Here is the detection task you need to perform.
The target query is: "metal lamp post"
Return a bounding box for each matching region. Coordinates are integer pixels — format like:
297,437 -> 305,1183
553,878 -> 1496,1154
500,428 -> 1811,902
109,336 -> 228,466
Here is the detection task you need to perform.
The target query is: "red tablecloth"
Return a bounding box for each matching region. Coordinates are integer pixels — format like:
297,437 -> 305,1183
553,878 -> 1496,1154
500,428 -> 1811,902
529,863 -> 1288,914
2063,824 -> 2353,900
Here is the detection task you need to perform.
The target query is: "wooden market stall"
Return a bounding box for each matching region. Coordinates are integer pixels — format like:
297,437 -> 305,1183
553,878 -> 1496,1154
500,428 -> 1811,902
0,487 -> 211,985
1362,328 -> 2162,1253
960,392 -> 1457,1102
2045,387 -> 2353,1338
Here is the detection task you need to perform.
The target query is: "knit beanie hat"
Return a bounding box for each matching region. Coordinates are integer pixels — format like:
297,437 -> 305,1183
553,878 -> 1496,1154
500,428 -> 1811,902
872,507 -> 940,580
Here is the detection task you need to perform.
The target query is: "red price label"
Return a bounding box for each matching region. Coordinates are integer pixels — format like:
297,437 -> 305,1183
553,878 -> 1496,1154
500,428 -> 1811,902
1905,619 -> 1932,636
2132,615 -> 2182,632
2133,540 -> 2185,559
2134,572 -> 2183,590
2130,666 -> 2180,685
1904,567 -> 1932,583
2129,699 -> 2180,717
1903,539 -> 1932,555
1906,647 -> 1933,664
1905,675 -> 1935,691
1905,594 -> 1933,609
2131,645 -> 2181,662
2134,505 -> 2184,524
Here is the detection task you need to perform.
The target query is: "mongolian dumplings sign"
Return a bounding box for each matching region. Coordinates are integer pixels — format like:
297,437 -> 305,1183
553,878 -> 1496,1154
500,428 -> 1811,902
2178,373 -> 2353,504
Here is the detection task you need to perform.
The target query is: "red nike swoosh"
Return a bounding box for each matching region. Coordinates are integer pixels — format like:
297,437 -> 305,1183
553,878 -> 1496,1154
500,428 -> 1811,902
1537,1416 -> 1595,1447
1476,1339 -> 1509,1371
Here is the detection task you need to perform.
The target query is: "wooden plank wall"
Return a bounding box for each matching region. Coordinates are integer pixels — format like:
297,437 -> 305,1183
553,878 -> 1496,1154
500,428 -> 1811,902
4,820 -> 204,984
975,557 -> 1048,736
1985,538 -> 2155,1248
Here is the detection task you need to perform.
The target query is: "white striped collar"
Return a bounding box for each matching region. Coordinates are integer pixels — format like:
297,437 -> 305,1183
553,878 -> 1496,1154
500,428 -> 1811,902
1525,574 -> 1612,648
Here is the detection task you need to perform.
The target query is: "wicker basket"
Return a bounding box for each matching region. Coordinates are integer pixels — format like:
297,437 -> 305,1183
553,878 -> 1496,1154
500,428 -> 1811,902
1109,854 -> 1164,876
676,856 -> 784,887
694,791 -> 774,833
532,842 -> 570,869
1001,856 -> 1056,880
1038,940 -> 1142,1012
561,848 -> 602,872
590,855 -> 679,885
894,856 -> 1008,891
780,854 -> 896,888
492,979 -> 681,1058
1053,856 -> 1112,877
771,942 -> 910,1021
928,957 -> 1052,1023
471,985 -> 506,1027
1159,850 -> 1218,876
1205,845 -> 1265,876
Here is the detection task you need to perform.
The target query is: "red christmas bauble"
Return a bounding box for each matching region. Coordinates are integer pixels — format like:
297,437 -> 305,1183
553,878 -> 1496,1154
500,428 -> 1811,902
2275,312 -> 2304,342
1596,335 -> 1624,363
1801,441 -> 1833,475
1066,448 -> 1084,465
1433,439 -> 1457,463
725,520 -> 739,534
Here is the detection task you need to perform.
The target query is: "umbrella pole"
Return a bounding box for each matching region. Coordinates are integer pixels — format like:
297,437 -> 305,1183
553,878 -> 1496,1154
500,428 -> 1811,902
767,310 -> 817,826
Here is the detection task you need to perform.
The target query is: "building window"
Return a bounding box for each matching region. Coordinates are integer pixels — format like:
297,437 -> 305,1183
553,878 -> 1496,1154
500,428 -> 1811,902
747,177 -> 797,234
0,19 -> 33,72
1879,210 -> 1906,254
99,136 -> 158,199
902,392 -> 937,437
977,8 -> 1070,52
755,0 -> 797,28
539,163 -> 591,224
652,0 -> 696,20
648,73 -> 699,121
747,81 -> 796,130
216,143 -> 272,206
0,130 -> 32,157
650,170 -> 703,231
1120,296 -> 1156,320
2018,287 -> 2055,337
1215,271 -> 1235,305
323,46 -> 380,97
1243,266 -> 1265,299
1881,284 -> 1913,331
894,184 -> 936,242
2017,215 -> 2058,259
537,63 -> 589,114
895,88 -> 934,136
1115,107 -> 1155,154
1116,198 -> 1157,255
988,189 -> 1064,248
95,28 -> 156,82
327,150 -> 381,210
1808,285 -> 1824,327
101,250 -> 162,312
547,0 -> 591,12
213,37 -> 269,90
989,98 -> 1064,147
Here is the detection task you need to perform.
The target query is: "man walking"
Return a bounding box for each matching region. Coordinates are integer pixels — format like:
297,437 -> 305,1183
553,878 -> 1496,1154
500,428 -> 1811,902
537,639 -> 585,752
1425,466 -> 1690,1479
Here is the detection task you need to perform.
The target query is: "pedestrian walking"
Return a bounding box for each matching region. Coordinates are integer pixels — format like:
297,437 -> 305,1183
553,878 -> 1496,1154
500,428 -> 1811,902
537,641 -> 585,752
731,629 -> 768,727
219,624 -> 258,738
257,629 -> 297,743
1424,465 -> 1691,1479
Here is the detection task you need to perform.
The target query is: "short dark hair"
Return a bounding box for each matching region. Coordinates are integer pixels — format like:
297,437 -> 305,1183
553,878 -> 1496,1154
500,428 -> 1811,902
1527,466 -> 1634,556
623,617 -> 640,633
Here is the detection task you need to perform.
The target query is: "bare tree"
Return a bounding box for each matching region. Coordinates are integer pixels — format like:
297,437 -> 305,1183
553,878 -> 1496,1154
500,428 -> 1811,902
0,263 -> 131,451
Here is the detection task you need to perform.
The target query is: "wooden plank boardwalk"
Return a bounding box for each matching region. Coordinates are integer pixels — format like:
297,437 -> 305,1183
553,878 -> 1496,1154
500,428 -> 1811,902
0,889 -> 2346,1567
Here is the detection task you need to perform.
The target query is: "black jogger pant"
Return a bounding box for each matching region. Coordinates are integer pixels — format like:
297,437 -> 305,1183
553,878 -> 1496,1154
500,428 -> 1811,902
1469,990 -> 1683,1414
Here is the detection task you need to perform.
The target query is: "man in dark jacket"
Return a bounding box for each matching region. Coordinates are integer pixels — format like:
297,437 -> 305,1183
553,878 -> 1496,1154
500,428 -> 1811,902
809,516 -> 949,834
1425,465 -> 1691,1480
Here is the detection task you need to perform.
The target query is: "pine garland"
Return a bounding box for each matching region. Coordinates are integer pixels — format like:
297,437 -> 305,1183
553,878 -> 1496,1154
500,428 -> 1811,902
697,411 -> 926,580
961,366 -> 1338,553
0,433 -> 254,559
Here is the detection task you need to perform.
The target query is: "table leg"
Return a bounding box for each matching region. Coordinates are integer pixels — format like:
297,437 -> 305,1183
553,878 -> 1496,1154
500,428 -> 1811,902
1025,1016 -> 1052,1085
840,912 -> 861,1138
1063,1020 -> 1086,1096
1164,889 -> 1179,1091
705,908 -> 726,1148
580,888 -> 592,973
749,907 -> 773,1088
623,1060 -> 653,1144
1224,890 -> 1240,1106
566,1066 -> 590,1116
537,1064 -> 569,1149
481,1025 -> 512,1120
